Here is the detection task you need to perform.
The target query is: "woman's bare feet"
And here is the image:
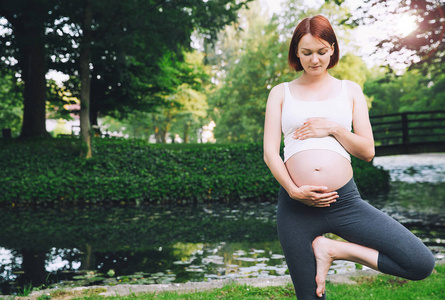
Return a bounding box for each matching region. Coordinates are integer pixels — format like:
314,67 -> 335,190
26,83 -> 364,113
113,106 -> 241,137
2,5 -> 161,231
312,236 -> 379,297
312,236 -> 336,298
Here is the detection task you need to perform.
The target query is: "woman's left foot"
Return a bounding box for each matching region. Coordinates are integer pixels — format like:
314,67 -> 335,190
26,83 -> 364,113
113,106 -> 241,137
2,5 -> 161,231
312,236 -> 336,298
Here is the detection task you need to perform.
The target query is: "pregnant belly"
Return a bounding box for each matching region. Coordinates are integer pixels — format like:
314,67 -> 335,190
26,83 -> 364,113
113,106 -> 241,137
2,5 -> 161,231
285,149 -> 353,192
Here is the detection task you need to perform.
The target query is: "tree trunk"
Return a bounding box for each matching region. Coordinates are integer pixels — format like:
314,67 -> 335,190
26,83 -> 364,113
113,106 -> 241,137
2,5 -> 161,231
14,2 -> 48,139
89,76 -> 100,127
154,125 -> 161,143
20,249 -> 47,287
79,0 -> 93,158
183,122 -> 189,143
20,43 -> 48,138
160,128 -> 167,143
89,101 -> 99,127
162,123 -> 171,143
80,243 -> 95,270
162,113 -> 172,143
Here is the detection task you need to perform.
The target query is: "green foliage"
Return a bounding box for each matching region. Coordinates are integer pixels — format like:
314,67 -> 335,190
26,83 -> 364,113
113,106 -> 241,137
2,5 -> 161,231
49,119 -> 72,137
0,0 -> 252,138
94,51 -> 212,143
0,138 -> 388,205
46,78 -> 78,121
149,51 -> 211,143
208,1 -> 297,143
0,69 -> 23,137
16,282 -> 33,297
65,0 -> 252,125
364,68 -> 445,116
353,156 -> 390,196
101,113 -> 152,140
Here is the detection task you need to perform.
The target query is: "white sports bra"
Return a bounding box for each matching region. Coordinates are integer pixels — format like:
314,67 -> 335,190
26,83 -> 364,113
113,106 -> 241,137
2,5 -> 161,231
281,80 -> 352,162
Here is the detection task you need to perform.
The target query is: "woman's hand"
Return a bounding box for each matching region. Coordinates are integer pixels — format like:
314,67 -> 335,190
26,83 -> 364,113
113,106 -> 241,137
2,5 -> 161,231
289,185 -> 339,207
293,118 -> 338,140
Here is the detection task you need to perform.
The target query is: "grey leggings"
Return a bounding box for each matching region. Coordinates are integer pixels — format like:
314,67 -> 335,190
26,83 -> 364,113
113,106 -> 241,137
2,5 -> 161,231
277,178 -> 435,299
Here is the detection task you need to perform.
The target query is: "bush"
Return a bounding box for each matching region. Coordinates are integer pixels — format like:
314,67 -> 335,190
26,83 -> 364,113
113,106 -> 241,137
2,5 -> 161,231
0,138 -> 389,206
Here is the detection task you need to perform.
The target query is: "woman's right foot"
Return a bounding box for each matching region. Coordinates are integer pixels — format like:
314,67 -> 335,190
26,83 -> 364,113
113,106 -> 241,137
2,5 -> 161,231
312,236 -> 336,297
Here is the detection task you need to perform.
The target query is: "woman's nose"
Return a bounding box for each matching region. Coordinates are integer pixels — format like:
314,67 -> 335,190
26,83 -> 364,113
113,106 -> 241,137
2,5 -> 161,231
311,54 -> 319,63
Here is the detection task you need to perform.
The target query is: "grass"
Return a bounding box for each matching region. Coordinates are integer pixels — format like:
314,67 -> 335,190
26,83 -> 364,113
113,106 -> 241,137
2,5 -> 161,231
326,265 -> 445,300
17,282 -> 33,297
33,264 -> 445,300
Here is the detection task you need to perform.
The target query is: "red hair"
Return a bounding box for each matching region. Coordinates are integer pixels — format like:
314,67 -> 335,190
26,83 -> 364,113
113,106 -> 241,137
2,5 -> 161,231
288,15 -> 340,72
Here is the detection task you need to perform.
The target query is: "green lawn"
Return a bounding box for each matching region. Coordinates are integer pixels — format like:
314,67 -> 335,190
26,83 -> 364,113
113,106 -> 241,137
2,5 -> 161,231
37,264 -> 445,300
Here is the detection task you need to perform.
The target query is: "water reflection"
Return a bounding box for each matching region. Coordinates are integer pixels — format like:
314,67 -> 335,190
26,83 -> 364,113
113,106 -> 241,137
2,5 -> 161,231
0,202 -> 281,294
174,242 -> 287,281
0,154 -> 444,295
0,241 -> 287,293
373,153 -> 445,183
371,153 -> 445,261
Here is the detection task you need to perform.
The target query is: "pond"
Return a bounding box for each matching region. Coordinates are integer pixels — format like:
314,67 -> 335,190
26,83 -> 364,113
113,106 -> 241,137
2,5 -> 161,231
1,153 -> 444,295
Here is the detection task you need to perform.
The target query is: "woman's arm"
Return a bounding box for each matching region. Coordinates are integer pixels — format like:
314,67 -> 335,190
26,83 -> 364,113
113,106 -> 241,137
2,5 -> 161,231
333,81 -> 375,162
263,84 -> 339,207
263,84 -> 297,194
293,81 -> 375,162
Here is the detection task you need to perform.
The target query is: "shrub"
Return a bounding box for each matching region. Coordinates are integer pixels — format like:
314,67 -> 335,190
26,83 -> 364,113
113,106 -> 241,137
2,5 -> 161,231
0,138 -> 389,206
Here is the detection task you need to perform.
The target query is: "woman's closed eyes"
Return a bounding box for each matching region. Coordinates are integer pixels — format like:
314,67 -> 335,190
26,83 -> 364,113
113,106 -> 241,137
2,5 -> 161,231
302,50 -> 328,56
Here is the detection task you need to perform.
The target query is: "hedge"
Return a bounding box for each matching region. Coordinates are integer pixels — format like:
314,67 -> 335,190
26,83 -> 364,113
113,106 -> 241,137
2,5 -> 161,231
0,137 -> 389,206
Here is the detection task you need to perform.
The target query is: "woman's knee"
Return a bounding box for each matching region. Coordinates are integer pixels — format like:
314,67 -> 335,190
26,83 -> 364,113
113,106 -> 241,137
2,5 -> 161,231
407,250 -> 435,281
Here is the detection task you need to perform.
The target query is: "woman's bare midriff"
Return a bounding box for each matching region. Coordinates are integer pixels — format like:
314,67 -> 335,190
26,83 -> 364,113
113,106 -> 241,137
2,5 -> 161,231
285,150 -> 353,192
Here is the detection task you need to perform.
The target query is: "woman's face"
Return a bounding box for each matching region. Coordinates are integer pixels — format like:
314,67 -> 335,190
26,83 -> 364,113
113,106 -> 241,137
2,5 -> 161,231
296,34 -> 334,74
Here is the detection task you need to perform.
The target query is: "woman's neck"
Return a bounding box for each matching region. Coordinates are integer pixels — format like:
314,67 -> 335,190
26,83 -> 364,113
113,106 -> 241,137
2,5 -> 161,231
297,71 -> 333,86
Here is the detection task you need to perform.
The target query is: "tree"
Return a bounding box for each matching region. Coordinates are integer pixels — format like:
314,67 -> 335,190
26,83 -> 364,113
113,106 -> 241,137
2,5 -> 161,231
364,68 -> 445,115
355,0 -> 445,114
0,0 -> 58,138
206,0 -> 292,143
0,0 -> 252,141
79,0 -> 93,158
97,49 -> 211,143
140,51 -> 210,143
154,83 -> 209,143
354,0 -> 445,75
52,0 -> 253,126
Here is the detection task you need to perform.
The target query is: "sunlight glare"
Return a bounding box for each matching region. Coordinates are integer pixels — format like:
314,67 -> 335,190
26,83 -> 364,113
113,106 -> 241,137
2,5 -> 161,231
394,14 -> 417,37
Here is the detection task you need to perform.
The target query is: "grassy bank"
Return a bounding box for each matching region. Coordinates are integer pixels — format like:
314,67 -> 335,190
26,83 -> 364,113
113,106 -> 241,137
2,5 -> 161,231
35,264 -> 445,299
0,137 -> 389,206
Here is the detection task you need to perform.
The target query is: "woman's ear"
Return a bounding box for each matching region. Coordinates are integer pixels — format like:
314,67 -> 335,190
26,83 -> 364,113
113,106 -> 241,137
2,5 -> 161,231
330,43 -> 335,56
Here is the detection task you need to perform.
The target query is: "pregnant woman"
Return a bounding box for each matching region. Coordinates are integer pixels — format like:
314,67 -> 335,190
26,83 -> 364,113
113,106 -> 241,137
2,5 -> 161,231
263,15 -> 435,299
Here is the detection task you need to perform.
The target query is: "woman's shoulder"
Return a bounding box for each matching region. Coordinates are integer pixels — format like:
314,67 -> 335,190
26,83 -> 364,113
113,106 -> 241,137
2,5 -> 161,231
270,82 -> 287,92
343,79 -> 363,93
266,82 -> 287,106
342,80 -> 367,107
268,82 -> 287,98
